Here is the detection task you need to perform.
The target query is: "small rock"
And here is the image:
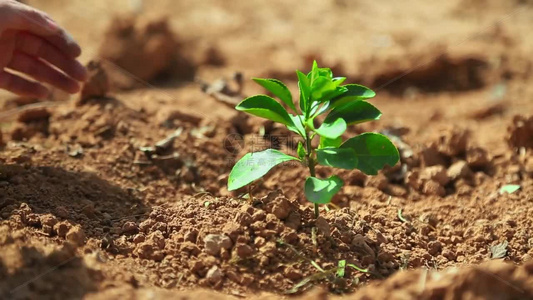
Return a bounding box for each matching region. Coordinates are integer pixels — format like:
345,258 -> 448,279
66,226 -> 86,246
205,266 -> 223,284
54,221 -> 71,238
442,248 -> 456,261
235,243 -> 254,258
184,230 -> 198,243
466,147 -> 490,169
284,267 -> 303,281
121,221 -> 139,235
133,233 -> 145,244
447,161 -> 473,180
266,196 -> 292,220
233,212 -> 252,227
435,127 -> 469,157
204,234 -> 233,256
428,240 -> 442,256
40,214 -> 58,235
421,166 -> 450,186
423,180 -> 446,197
421,146 -> 447,167
79,60 -> 109,104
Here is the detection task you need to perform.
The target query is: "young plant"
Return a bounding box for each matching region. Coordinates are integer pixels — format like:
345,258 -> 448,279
227,61 -> 400,217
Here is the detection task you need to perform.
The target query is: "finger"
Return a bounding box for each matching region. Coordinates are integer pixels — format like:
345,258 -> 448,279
0,70 -> 49,98
3,2 -> 82,58
7,52 -> 80,94
15,32 -> 87,81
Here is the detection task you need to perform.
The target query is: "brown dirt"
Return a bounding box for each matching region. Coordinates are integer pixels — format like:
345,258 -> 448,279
1,0 -> 533,299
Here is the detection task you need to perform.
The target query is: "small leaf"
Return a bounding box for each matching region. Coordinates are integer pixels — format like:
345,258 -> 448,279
336,260 -> 346,278
490,241 -> 508,259
499,184 -> 520,195
319,136 -> 342,149
228,149 -> 299,191
333,77 -> 346,85
297,71 -> 310,114
304,176 -> 343,204
315,118 -> 347,139
329,84 -> 376,108
316,148 -> 358,170
287,114 -> 305,136
236,95 -> 294,126
297,142 -> 306,159
311,77 -> 338,101
253,78 -> 295,112
325,100 -> 382,126
341,133 -> 400,175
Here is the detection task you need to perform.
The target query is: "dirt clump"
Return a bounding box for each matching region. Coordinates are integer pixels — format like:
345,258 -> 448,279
507,115 -> 533,150
79,60 -> 110,104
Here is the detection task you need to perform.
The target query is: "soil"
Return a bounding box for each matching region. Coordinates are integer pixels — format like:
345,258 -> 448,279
1,0 -> 533,299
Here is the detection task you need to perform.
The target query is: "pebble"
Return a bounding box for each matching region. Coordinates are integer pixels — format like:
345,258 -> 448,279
206,266 -> 223,283
447,161 -> 473,180
204,234 -> 233,256
66,226 -> 86,246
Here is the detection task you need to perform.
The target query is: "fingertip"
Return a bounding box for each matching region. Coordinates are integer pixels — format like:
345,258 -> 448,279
76,63 -> 89,82
35,85 -> 50,99
64,32 -> 82,58
67,82 -> 81,94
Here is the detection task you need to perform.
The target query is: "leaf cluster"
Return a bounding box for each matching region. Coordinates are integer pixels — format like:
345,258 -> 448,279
228,62 -> 399,206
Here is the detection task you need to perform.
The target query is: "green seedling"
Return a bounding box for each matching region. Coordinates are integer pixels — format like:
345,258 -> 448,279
227,61 -> 400,217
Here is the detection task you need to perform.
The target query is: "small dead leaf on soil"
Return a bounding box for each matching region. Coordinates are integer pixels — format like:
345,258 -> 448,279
490,241 -> 508,259
197,72 -> 245,108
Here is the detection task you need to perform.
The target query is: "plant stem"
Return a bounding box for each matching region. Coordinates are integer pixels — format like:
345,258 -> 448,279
304,129 -> 319,219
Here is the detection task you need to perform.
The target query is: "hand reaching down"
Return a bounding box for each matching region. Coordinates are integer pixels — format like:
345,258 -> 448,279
0,0 -> 87,98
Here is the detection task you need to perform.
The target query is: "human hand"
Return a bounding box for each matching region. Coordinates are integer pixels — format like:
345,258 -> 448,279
0,0 -> 87,98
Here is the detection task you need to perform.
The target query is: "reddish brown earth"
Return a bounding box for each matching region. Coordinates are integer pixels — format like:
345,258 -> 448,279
1,0 -> 533,299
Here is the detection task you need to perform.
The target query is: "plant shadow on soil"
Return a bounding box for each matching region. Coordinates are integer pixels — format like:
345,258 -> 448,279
0,163 -> 150,298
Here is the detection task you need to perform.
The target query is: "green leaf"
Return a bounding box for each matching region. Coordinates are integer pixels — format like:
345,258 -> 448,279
297,142 -> 306,159
315,118 -> 347,140
325,100 -> 382,126
341,133 -> 400,175
253,78 -> 295,112
499,184 -> 520,195
236,95 -> 294,126
304,176 -> 343,204
319,136 -> 342,149
311,77 -> 337,101
297,71 -> 310,114
329,84 -> 376,108
228,149 -> 299,191
333,77 -> 346,85
316,148 -> 358,169
336,260 -> 346,278
287,114 -> 305,137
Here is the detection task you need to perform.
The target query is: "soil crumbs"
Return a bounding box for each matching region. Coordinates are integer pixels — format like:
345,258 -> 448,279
1,0 -> 533,299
